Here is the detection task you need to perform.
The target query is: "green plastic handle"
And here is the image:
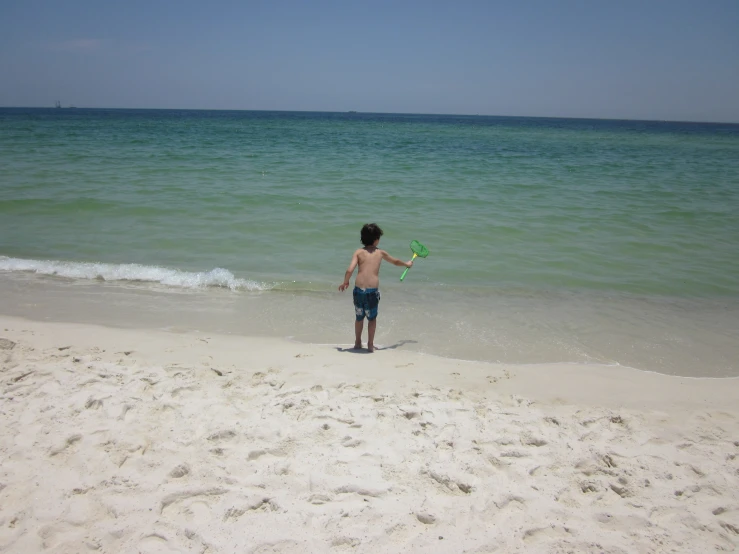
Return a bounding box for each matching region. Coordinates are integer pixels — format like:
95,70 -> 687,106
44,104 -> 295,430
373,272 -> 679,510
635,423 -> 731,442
400,253 -> 418,281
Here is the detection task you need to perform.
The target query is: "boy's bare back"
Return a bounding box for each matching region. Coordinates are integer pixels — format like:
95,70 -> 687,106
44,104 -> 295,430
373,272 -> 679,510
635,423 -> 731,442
354,246 -> 387,289
338,244 -> 411,292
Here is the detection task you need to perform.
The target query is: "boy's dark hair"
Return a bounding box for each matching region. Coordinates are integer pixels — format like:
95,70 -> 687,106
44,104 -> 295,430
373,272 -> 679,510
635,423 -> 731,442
360,223 -> 384,246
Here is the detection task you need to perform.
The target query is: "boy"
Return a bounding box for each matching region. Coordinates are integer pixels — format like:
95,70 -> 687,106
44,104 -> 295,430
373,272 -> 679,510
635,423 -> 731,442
338,223 -> 413,352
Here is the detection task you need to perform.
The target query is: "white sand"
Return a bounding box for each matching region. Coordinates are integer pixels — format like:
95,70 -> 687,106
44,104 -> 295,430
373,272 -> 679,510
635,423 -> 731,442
0,315 -> 738,553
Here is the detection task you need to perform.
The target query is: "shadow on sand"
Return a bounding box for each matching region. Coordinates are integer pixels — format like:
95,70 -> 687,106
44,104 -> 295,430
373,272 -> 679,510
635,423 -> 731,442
335,339 -> 418,354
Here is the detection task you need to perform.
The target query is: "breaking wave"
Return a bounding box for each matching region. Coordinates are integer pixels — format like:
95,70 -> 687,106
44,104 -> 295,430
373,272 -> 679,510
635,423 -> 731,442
0,256 -> 269,291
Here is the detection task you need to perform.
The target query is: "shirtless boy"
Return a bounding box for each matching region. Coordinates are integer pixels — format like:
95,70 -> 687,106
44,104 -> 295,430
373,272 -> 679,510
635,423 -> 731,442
338,223 -> 413,352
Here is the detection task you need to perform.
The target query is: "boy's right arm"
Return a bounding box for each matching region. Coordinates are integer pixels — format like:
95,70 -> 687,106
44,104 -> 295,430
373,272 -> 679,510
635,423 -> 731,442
381,250 -> 414,268
338,250 -> 359,292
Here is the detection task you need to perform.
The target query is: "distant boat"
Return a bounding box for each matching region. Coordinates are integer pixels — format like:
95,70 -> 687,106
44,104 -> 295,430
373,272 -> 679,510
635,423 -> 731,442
348,110 -> 357,114
55,100 -> 61,108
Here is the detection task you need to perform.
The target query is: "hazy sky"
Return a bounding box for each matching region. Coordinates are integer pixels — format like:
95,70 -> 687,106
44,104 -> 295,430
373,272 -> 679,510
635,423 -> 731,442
1,0 -> 738,121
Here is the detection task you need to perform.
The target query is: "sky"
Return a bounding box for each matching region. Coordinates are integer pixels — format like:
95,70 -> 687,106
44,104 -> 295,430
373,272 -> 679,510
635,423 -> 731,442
1,0 -> 738,122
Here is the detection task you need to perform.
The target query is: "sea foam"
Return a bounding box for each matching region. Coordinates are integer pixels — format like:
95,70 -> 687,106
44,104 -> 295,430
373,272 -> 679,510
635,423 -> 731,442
0,256 -> 268,291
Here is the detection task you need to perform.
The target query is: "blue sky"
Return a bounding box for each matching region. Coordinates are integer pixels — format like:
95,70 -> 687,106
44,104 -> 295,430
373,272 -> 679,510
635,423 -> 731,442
1,1 -> 737,121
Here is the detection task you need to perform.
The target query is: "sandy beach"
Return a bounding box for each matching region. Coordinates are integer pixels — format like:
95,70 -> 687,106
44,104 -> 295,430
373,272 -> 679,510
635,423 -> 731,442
0,315 -> 737,553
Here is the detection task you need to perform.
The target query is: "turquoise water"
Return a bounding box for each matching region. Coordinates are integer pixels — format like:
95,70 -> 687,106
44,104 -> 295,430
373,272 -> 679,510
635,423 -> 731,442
1,108 -> 738,375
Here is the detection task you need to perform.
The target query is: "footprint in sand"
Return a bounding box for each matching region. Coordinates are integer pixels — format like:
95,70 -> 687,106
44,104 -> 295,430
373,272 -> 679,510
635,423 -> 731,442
223,507 -> 246,521
138,534 -> 182,554
487,371 -> 511,384
49,434 -> 82,457
341,436 -> 363,448
0,338 -> 17,350
84,396 -> 104,410
207,429 -> 237,442
160,488 -> 227,520
169,463 -> 190,478
522,525 -> 573,544
494,495 -> 527,513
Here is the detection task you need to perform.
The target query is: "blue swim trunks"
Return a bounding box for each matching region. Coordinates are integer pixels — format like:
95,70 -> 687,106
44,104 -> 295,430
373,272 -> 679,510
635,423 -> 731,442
353,287 -> 380,321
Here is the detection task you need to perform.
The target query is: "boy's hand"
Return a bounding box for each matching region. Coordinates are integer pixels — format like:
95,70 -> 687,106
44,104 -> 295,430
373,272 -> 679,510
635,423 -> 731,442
338,281 -> 350,292
406,260 -> 414,268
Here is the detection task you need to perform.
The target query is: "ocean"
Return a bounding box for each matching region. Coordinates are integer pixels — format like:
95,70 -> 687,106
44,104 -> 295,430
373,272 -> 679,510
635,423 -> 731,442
1,108 -> 738,376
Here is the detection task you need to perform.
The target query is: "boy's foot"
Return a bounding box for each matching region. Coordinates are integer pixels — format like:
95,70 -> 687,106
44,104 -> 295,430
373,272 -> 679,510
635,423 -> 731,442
367,344 -> 374,353
353,342 -> 362,349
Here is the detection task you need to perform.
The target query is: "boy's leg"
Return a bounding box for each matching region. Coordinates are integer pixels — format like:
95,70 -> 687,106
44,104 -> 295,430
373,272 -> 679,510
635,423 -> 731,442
367,318 -> 376,352
354,320 -> 363,349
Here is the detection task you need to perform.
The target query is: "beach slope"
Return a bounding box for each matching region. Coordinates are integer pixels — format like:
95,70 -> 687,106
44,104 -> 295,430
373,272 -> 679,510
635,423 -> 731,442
0,316 -> 737,553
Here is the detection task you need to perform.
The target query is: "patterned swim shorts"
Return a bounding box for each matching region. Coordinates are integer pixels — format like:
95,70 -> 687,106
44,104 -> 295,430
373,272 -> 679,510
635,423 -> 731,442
353,287 -> 380,321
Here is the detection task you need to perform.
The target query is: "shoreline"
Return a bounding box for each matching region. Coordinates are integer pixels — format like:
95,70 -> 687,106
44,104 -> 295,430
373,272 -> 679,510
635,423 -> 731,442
2,314 -> 739,410
1,314 -> 738,552
2,272 -> 738,379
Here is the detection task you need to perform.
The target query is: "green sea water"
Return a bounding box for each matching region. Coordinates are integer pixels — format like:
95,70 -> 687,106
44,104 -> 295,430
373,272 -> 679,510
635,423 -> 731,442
1,108 -> 738,375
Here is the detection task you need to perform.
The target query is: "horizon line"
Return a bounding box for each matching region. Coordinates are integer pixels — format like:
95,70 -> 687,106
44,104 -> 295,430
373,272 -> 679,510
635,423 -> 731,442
1,105 -> 738,126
